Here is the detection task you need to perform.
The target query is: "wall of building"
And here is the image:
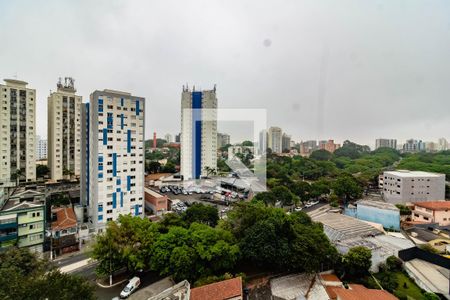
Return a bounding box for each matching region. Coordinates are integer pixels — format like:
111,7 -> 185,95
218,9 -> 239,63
357,204 -> 400,230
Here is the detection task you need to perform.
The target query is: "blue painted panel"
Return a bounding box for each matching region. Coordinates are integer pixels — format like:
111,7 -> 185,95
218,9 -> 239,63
192,91 -> 202,179
116,178 -> 121,185
98,173 -> 103,179
98,204 -> 103,212
120,114 -> 124,129
136,99 -> 140,116
103,129 -> 107,145
356,204 -> 400,231
112,153 -> 117,176
98,215 -> 103,221
127,176 -> 131,191
127,130 -> 131,153
120,192 -> 123,208
121,98 -> 124,106
112,193 -> 117,209
98,156 -> 103,162
98,98 -> 103,112
135,204 -> 139,216
98,165 -> 103,171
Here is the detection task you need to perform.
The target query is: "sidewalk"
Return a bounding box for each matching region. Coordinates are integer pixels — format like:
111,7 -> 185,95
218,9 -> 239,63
59,258 -> 96,273
96,272 -> 129,288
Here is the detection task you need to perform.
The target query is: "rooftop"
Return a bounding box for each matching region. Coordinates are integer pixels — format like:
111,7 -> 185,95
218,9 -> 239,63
333,284 -> 397,300
414,201 -> 450,211
52,207 -> 77,231
384,170 -> 444,178
190,277 -> 242,300
310,212 -> 383,242
356,200 -> 399,211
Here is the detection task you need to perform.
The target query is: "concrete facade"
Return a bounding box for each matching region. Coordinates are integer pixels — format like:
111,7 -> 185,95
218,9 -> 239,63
0,79 -> 36,184
346,200 -> 400,230
412,201 -> 450,226
375,138 -> 397,150
381,170 -> 446,204
81,89 -> 145,232
180,86 -> 217,180
47,78 -> 82,181
36,135 -> 47,160
268,126 -> 282,154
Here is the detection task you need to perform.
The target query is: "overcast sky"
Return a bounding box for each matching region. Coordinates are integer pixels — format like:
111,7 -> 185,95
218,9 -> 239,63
1,0 -> 449,148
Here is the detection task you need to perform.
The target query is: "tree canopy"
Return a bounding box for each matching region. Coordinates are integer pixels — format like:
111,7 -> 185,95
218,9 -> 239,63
0,248 -> 94,300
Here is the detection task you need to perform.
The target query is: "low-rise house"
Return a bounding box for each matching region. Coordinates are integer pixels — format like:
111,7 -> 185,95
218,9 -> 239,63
0,189 -> 46,253
51,207 -> 79,255
411,201 -> 450,226
332,284 -> 397,300
144,188 -> 168,215
190,277 -> 243,300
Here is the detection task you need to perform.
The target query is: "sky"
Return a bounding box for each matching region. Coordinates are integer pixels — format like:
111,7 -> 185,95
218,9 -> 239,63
0,0 -> 449,149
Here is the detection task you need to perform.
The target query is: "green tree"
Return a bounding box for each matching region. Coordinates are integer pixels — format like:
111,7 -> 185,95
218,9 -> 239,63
146,161 -> 161,173
341,246 -> 372,278
290,181 -> 311,203
242,140 -> 253,147
183,203 -> 219,227
332,174 -> 363,201
161,161 -> 176,173
0,248 -> 94,300
310,180 -> 330,200
36,165 -> 50,178
310,149 -> 333,161
271,186 -> 296,206
253,191 -> 277,206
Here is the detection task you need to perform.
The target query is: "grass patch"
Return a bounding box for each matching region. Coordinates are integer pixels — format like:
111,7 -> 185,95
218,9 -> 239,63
392,272 -> 424,300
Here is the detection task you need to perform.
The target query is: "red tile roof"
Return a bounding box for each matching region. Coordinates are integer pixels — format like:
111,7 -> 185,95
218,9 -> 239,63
190,277 -> 242,300
334,284 -> 397,300
414,201 -> 450,211
52,207 -> 77,231
325,286 -> 341,299
320,274 -> 341,282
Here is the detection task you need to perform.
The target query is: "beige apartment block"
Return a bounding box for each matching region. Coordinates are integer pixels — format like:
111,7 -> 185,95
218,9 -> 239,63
0,79 -> 36,184
47,78 -> 82,181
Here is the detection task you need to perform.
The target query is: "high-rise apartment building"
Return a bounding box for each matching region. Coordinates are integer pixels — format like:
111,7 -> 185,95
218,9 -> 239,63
36,135 -> 47,160
281,133 -> 291,152
268,127 -> 282,154
403,139 -> 425,153
438,138 -> 448,151
180,86 -> 217,180
175,133 -> 181,143
165,133 -> 172,144
217,133 -> 230,148
47,78 -> 82,181
319,139 -> 340,153
375,138 -> 397,150
258,130 -> 268,155
0,79 -> 36,184
81,89 -> 145,232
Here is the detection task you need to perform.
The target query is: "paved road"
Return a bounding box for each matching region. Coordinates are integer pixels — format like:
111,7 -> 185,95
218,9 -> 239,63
53,251 -> 90,268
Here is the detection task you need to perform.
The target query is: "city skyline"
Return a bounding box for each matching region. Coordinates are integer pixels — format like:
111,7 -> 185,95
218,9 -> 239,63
1,1 -> 449,147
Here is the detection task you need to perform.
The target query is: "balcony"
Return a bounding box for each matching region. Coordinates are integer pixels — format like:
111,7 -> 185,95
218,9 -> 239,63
0,232 -> 18,242
0,221 -> 17,230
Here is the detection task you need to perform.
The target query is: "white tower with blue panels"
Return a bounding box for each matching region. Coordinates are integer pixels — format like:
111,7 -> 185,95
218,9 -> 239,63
81,89 -> 145,232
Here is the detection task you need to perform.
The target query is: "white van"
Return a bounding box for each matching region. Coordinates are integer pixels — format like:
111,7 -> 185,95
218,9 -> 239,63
120,276 -> 141,298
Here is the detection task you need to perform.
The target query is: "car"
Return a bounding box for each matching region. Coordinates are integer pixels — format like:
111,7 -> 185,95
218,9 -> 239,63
120,276 -> 141,298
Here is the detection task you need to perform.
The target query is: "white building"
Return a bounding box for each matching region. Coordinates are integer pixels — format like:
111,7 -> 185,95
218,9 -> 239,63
403,139 -> 425,153
36,135 -> 47,160
0,79 -> 36,184
282,133 -> 291,152
438,138 -> 448,151
164,133 -> 172,144
268,126 -> 282,153
180,86 -> 217,180
380,170 -> 445,204
228,145 -> 254,159
81,89 -> 145,232
47,78 -> 82,181
375,138 -> 397,150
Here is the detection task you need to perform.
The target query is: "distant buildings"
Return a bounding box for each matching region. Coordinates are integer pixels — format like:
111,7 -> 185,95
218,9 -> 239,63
403,139 -> 426,153
81,89 -> 145,232
47,78 -> 82,181
175,133 -> 181,143
180,86 -> 217,180
217,132 -> 230,148
268,126 -> 282,153
36,135 -> 47,160
228,145 -> 253,159
0,79 -> 36,183
164,133 -> 172,143
281,133 -> 291,152
319,139 -> 340,153
300,140 -> 317,156
411,201 -> 450,226
380,170 -> 445,204
375,138 -> 397,150
438,138 -> 448,151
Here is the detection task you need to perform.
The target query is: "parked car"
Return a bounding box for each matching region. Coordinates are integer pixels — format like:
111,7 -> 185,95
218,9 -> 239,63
294,207 -> 303,212
120,277 -> 141,298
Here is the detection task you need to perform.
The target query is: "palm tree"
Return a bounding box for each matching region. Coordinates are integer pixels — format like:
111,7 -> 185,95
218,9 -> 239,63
204,167 -> 216,177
